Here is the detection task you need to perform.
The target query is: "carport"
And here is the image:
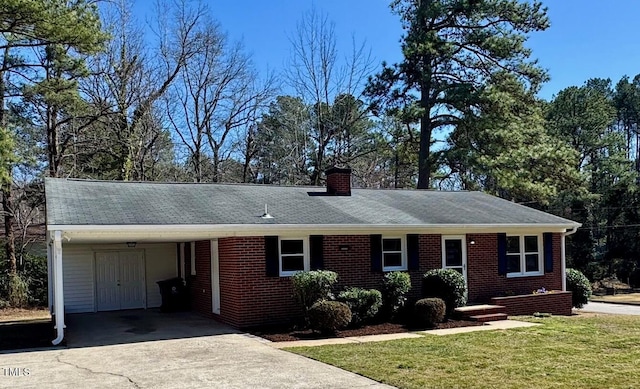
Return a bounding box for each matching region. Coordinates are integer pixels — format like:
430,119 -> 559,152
64,309 -> 237,348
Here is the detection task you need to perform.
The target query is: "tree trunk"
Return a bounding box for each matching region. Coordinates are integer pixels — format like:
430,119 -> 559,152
417,93 -> 432,189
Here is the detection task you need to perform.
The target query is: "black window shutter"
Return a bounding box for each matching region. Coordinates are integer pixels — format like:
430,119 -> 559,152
310,235 -> 324,270
497,233 -> 507,275
407,234 -> 419,271
543,233 -> 553,273
265,236 -> 279,277
371,234 -> 382,272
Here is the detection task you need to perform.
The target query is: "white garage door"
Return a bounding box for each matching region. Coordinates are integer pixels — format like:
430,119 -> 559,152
95,251 -> 146,311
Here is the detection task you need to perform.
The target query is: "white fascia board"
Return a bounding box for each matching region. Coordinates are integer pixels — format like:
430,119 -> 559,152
47,222 -> 581,243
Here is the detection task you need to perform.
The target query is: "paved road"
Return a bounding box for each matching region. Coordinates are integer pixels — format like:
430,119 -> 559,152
580,301 -> 640,315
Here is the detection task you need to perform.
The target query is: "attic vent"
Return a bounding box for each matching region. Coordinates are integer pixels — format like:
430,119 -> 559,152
261,204 -> 274,219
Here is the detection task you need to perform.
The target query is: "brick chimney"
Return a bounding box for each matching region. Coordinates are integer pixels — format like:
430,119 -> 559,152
325,167 -> 352,196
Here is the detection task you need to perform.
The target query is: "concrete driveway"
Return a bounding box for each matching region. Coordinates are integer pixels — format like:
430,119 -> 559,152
580,301 -> 640,315
0,310 -> 392,388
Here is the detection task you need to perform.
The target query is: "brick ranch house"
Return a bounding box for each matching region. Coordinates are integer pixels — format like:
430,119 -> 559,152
44,168 -> 580,344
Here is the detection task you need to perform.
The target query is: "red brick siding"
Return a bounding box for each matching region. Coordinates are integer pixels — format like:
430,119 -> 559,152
218,237 -> 301,328
323,235 -> 383,289
206,232 -> 564,328
188,241 -> 212,316
467,233 -> 563,302
490,291 -> 572,315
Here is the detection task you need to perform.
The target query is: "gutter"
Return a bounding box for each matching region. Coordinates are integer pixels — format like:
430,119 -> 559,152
561,226 -> 579,291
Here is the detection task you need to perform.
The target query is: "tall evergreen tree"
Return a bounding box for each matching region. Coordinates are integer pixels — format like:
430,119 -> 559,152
1,0 -> 105,276
366,0 -> 549,188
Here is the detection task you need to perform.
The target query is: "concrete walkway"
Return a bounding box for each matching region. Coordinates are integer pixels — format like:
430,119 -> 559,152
580,301 -> 640,316
273,320 -> 539,348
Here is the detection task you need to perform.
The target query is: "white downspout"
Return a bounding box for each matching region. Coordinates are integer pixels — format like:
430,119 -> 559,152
562,226 -> 579,291
52,231 -> 65,345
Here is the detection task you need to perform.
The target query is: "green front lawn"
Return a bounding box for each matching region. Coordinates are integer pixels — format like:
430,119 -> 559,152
288,314 -> 640,389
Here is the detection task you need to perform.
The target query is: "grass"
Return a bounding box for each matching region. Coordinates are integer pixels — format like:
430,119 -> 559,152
591,292 -> 640,305
0,307 -> 50,323
288,313 -> 640,389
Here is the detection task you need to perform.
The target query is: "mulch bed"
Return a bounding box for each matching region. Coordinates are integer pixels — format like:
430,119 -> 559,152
252,319 -> 483,342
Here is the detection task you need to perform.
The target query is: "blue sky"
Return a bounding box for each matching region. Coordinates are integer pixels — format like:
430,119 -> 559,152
135,1 -> 640,100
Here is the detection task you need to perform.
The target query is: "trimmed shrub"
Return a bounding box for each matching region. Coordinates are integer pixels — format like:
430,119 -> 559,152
381,271 -> 412,318
566,268 -> 592,308
422,269 -> 467,315
308,300 -> 352,333
291,270 -> 338,311
337,287 -> 382,326
414,298 -> 446,327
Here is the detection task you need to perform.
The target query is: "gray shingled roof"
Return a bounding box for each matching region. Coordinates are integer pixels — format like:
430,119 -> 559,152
44,178 -> 578,227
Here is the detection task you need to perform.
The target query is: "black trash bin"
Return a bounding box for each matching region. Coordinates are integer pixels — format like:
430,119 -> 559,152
157,277 -> 189,312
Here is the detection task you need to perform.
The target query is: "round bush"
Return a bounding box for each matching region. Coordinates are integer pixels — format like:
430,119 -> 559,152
337,287 -> 382,326
381,271 -> 412,318
566,268 -> 592,308
414,298 -> 446,327
307,300 -> 352,333
291,270 -> 338,311
422,269 -> 467,314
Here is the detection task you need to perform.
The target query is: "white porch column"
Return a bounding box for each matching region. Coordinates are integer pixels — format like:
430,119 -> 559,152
47,239 -> 53,313
562,227 -> 579,292
561,234 -> 567,291
52,231 -> 65,345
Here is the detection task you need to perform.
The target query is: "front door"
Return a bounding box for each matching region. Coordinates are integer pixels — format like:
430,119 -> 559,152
442,236 -> 468,285
96,251 -> 145,311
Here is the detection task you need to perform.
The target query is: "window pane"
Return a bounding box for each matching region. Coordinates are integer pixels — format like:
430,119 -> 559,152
507,236 -> 520,254
507,254 -> 521,273
282,255 -> 304,272
525,254 -> 539,272
383,252 -> 402,268
524,236 -> 538,253
445,239 -> 463,267
383,238 -> 402,252
281,239 -> 303,255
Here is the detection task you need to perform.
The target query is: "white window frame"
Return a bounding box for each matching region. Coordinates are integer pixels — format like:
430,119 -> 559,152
506,234 -> 543,277
382,236 -> 407,272
279,237 -> 309,277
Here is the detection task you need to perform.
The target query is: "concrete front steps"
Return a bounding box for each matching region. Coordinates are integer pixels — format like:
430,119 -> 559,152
454,304 -> 508,322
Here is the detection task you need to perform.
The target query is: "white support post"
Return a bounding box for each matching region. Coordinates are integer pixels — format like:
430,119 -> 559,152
562,227 -> 579,292
52,231 -> 65,345
47,239 -> 53,313
561,234 -> 567,291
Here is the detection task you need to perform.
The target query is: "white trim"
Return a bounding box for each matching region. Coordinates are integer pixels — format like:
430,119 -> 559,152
278,237 -> 309,277
211,239 -> 220,315
562,227 -> 578,291
441,235 -> 467,285
46,223 -> 581,243
382,236 -> 407,272
52,231 -> 65,345
190,242 -> 196,276
505,234 -> 543,277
